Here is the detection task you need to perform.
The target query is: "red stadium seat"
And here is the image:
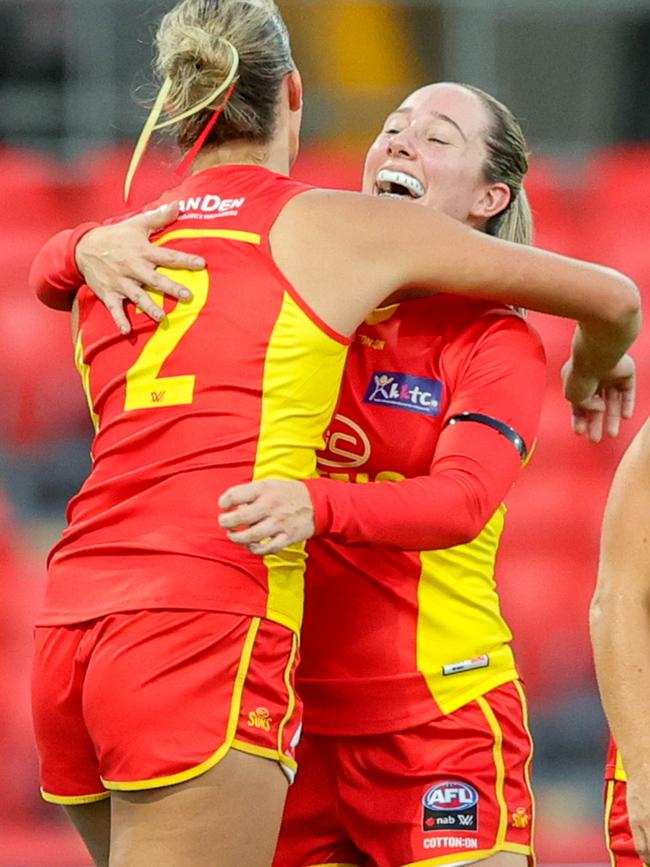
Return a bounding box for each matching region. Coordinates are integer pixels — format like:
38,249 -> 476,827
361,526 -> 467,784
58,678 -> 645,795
0,148 -> 80,230
293,143 -> 364,190
525,158 -> 584,257
73,145 -> 180,220
0,293 -> 89,446
579,145 -> 650,285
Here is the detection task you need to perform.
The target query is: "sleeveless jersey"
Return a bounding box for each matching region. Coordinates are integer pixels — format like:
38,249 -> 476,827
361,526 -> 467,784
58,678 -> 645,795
298,295 -> 546,734
39,165 -> 350,632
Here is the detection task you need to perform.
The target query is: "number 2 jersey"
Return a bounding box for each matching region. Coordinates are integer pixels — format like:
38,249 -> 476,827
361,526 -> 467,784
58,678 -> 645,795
36,164 -> 349,633
298,296 -> 546,734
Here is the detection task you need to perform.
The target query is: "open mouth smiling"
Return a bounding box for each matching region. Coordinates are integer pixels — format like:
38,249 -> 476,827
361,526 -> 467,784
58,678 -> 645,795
374,168 -> 425,199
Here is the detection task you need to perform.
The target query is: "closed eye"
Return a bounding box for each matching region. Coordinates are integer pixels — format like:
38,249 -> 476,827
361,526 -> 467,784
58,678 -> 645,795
428,137 -> 448,145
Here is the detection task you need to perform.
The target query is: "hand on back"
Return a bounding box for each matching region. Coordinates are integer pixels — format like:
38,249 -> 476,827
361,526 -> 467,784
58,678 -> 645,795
75,202 -> 205,333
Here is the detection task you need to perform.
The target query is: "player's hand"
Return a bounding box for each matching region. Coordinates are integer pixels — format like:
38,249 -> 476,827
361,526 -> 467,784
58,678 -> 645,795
561,354 -> 636,443
626,775 -> 650,863
75,202 -> 205,334
218,480 -> 315,556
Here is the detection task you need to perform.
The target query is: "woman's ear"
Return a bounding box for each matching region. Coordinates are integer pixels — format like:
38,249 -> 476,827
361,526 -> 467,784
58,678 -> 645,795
471,182 -> 512,221
287,69 -> 303,113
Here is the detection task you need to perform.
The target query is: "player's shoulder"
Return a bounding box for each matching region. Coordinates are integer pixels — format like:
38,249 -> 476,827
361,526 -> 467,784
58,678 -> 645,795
443,300 -> 546,369
473,303 -> 544,346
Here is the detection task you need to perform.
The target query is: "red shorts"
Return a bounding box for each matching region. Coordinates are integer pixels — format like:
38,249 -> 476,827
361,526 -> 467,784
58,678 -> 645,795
604,741 -> 648,866
32,610 -> 302,804
273,680 -> 534,867
604,779 -> 648,867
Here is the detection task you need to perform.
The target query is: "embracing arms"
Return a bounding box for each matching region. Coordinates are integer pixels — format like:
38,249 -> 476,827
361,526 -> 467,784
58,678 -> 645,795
219,315 -> 546,554
29,203 -> 206,330
30,188 -> 639,443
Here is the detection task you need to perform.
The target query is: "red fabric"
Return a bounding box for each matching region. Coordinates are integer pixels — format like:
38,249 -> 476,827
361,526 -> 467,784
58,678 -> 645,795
29,222 -> 100,310
605,780 -> 645,866
306,424 -> 531,551
274,682 -> 534,867
33,611 -> 300,799
297,296 -> 546,735
305,303 -> 544,549
606,737 -> 620,781
39,165 -> 317,626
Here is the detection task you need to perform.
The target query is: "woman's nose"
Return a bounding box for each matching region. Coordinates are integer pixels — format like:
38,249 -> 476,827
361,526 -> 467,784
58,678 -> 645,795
386,130 -> 416,159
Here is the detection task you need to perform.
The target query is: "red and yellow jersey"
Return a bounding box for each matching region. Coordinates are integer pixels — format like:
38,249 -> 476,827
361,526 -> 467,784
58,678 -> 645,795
39,165 -> 349,632
298,295 -> 546,735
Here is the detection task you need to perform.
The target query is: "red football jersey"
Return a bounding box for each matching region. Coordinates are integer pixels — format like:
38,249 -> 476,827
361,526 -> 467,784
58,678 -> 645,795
298,295 -> 546,735
39,165 -> 350,632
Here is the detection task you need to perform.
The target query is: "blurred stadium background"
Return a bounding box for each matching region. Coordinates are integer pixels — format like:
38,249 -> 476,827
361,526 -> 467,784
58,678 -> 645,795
1,0 -> 649,864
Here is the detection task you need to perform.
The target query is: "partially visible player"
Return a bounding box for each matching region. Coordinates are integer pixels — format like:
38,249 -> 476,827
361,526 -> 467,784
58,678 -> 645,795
591,419 -> 650,867
39,76 -> 639,867
217,82 -> 630,867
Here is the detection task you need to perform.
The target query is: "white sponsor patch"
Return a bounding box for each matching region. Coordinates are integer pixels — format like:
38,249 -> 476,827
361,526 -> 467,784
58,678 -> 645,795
442,654 -> 489,677
423,836 -> 479,849
176,195 -> 247,220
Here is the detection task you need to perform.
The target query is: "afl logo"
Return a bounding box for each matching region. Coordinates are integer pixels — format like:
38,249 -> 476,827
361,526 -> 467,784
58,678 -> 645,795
318,414 -> 371,469
422,781 -> 479,812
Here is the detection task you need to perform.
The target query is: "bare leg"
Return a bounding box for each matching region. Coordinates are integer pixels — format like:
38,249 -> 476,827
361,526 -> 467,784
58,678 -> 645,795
64,798 -> 111,867
476,854 -> 528,867
109,749 -> 288,867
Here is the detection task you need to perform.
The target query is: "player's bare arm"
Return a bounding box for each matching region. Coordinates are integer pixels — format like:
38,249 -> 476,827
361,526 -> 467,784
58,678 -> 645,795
591,418 -> 650,863
274,188 -> 640,365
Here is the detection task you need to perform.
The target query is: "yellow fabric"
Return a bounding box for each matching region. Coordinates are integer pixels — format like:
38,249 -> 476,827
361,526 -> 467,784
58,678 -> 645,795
124,268 -> 209,411
416,505 -> 518,713
399,843 -> 531,867
614,750 -> 628,782
476,695 -> 508,847
254,291 -> 349,631
604,780 -> 617,867
513,680 -> 537,867
276,632 -> 300,755
41,789 -> 109,805
155,229 -> 260,246
125,231 -> 261,411
74,329 -> 100,433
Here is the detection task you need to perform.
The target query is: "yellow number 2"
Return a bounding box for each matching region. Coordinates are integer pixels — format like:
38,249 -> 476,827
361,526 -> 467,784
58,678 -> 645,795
124,267 -> 209,411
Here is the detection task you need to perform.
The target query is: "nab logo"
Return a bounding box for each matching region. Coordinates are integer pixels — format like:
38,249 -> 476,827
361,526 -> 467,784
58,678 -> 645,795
364,372 -> 442,416
423,782 -> 479,811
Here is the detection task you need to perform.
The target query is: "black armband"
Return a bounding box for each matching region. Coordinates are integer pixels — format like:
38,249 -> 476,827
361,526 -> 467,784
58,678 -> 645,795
444,412 -> 528,461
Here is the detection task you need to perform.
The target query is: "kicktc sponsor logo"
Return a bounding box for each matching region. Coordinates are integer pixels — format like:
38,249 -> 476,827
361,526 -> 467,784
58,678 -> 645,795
422,781 -> 479,833
364,372 -> 443,416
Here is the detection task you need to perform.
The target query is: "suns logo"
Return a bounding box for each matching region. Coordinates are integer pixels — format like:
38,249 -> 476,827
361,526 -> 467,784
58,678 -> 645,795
511,807 -> 530,829
247,707 -> 272,732
318,414 -> 372,469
